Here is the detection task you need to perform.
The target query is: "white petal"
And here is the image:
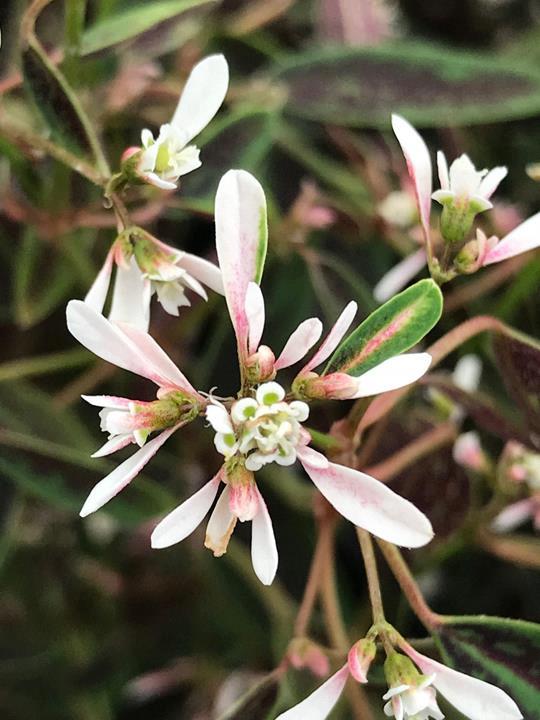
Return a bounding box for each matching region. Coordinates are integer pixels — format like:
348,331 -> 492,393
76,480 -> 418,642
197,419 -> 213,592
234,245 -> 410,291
82,394 -> 132,409
478,166 -> 508,199
171,54 -> 229,144
351,353 -> 432,397
453,354 -> 482,393
85,248 -> 114,313
483,211 -> 540,265
80,426 -> 178,516
179,252 -> 224,294
404,646 -> 523,720
206,404 -> 233,434
300,301 -> 357,374
204,486 -> 237,557
67,300 -> 196,393
297,445 -> 330,469
373,249 -> 427,303
256,381 -> 285,405
109,256 -> 151,331
215,169 -> 268,358
275,665 -> 349,720
392,114 -> 433,244
251,487 -> 278,586
275,318 -> 324,370
245,281 -> 265,355
300,460 -> 433,548
91,434 -> 133,458
151,472 -> 222,548
143,171 -> 178,190
437,151 -> 450,191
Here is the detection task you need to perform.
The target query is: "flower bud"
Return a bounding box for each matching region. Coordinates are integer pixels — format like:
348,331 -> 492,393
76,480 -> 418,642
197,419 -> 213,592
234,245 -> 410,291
245,345 -> 276,384
384,652 -> 423,689
498,441 -> 540,493
225,462 -> 259,522
347,638 -> 376,683
289,638 -> 330,678
292,372 -> 358,400
453,432 -> 491,475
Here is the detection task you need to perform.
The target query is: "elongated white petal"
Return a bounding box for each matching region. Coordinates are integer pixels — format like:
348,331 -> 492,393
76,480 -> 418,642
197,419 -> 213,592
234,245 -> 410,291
151,472 -> 222,548
392,114 -> 432,244
373,248 -> 427,303
143,171 -> 178,190
478,166 -> 508,199
205,486 -> 237,557
483,211 -> 540,265
109,256 -> 151,331
215,170 -> 268,358
91,434 -> 133,458
251,487 -> 278,586
245,281 -> 266,355
82,394 -> 132,409
171,54 -> 229,144
300,460 -> 433,548
67,300 -> 197,394
351,353 -> 432,398
297,445 -> 330,469
206,404 -> 233,434
275,665 -> 349,720
275,318 -> 323,370
491,498 -> 534,533
453,354 -> 482,393
117,322 -> 199,395
437,151 -> 450,190
80,426 -> 178,516
404,646 -> 523,720
301,301 -> 357,375
179,252 -> 224,294
85,248 -> 114,312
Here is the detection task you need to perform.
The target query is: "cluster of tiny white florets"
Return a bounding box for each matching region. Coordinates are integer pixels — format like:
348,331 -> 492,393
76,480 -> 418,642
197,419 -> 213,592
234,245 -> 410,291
139,124 -> 202,188
207,381 -> 309,471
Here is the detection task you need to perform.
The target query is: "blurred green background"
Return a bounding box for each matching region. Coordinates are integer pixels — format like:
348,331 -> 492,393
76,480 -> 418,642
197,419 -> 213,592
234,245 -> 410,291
1,1 -> 540,718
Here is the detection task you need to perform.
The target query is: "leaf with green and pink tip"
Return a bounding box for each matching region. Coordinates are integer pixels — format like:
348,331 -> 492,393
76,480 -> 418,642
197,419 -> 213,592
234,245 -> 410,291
323,279 -> 442,381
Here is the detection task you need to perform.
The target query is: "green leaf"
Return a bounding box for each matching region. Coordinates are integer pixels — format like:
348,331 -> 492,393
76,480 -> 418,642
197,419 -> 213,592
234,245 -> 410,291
80,0 -> 216,56
21,39 -> 93,154
436,615 -> 540,719
325,279 -> 443,376
274,43 -> 540,127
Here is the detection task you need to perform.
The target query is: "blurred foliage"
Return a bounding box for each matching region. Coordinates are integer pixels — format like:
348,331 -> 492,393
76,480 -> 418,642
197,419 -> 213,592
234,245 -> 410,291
1,0 -> 540,718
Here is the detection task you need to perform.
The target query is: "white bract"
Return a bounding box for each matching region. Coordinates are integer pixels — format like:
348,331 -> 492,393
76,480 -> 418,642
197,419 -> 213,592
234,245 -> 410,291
136,54 -> 229,190
208,382 -> 309,471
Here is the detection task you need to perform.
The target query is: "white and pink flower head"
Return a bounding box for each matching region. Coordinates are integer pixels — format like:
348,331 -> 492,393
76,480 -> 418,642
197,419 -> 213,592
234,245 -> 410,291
276,636 -> 522,720
123,54 -> 229,191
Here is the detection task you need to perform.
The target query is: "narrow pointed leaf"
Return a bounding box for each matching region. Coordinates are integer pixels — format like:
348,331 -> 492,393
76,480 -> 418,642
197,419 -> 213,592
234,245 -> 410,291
324,279 -> 442,377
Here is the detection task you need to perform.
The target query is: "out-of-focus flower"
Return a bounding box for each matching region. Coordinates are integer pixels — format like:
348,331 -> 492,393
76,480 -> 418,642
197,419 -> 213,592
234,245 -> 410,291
121,55 -> 229,190
85,227 -> 223,330
276,638 -> 522,720
453,432 -> 491,475
378,189 -> 419,229
492,442 -> 540,533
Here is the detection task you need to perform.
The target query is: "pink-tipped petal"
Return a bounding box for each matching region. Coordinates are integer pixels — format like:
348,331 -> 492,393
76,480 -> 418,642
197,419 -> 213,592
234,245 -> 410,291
251,487 -> 278,586
275,318 -> 324,370
373,248 -> 427,303
491,498 -> 534,533
275,665 -> 349,720
392,114 -> 433,244
91,434 -> 133,458
82,394 -> 132,409
245,281 -> 266,355
67,300 -> 197,394
483,211 -> 540,265
80,425 -> 179,516
300,460 -> 433,548
179,252 -> 224,294
403,646 -> 523,720
215,170 -> 268,358
171,54 -> 229,144
85,248 -> 114,313
478,166 -> 508,199
151,472 -> 222,549
350,353 -> 432,398
118,322 -> 199,395
109,256 -> 151,331
300,301 -> 357,375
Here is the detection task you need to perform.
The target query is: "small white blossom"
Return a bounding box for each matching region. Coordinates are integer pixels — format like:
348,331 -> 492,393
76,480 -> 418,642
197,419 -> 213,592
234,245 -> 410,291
378,190 -> 418,228
206,382 -> 310,471
432,152 -> 507,212
383,676 -> 444,720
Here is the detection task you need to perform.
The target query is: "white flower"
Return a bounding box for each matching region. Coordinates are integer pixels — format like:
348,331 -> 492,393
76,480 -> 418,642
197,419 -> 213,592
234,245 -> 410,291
137,55 -> 229,190
383,676 -> 444,720
378,190 -> 419,228
432,152 -> 507,212
206,382 -> 310,471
